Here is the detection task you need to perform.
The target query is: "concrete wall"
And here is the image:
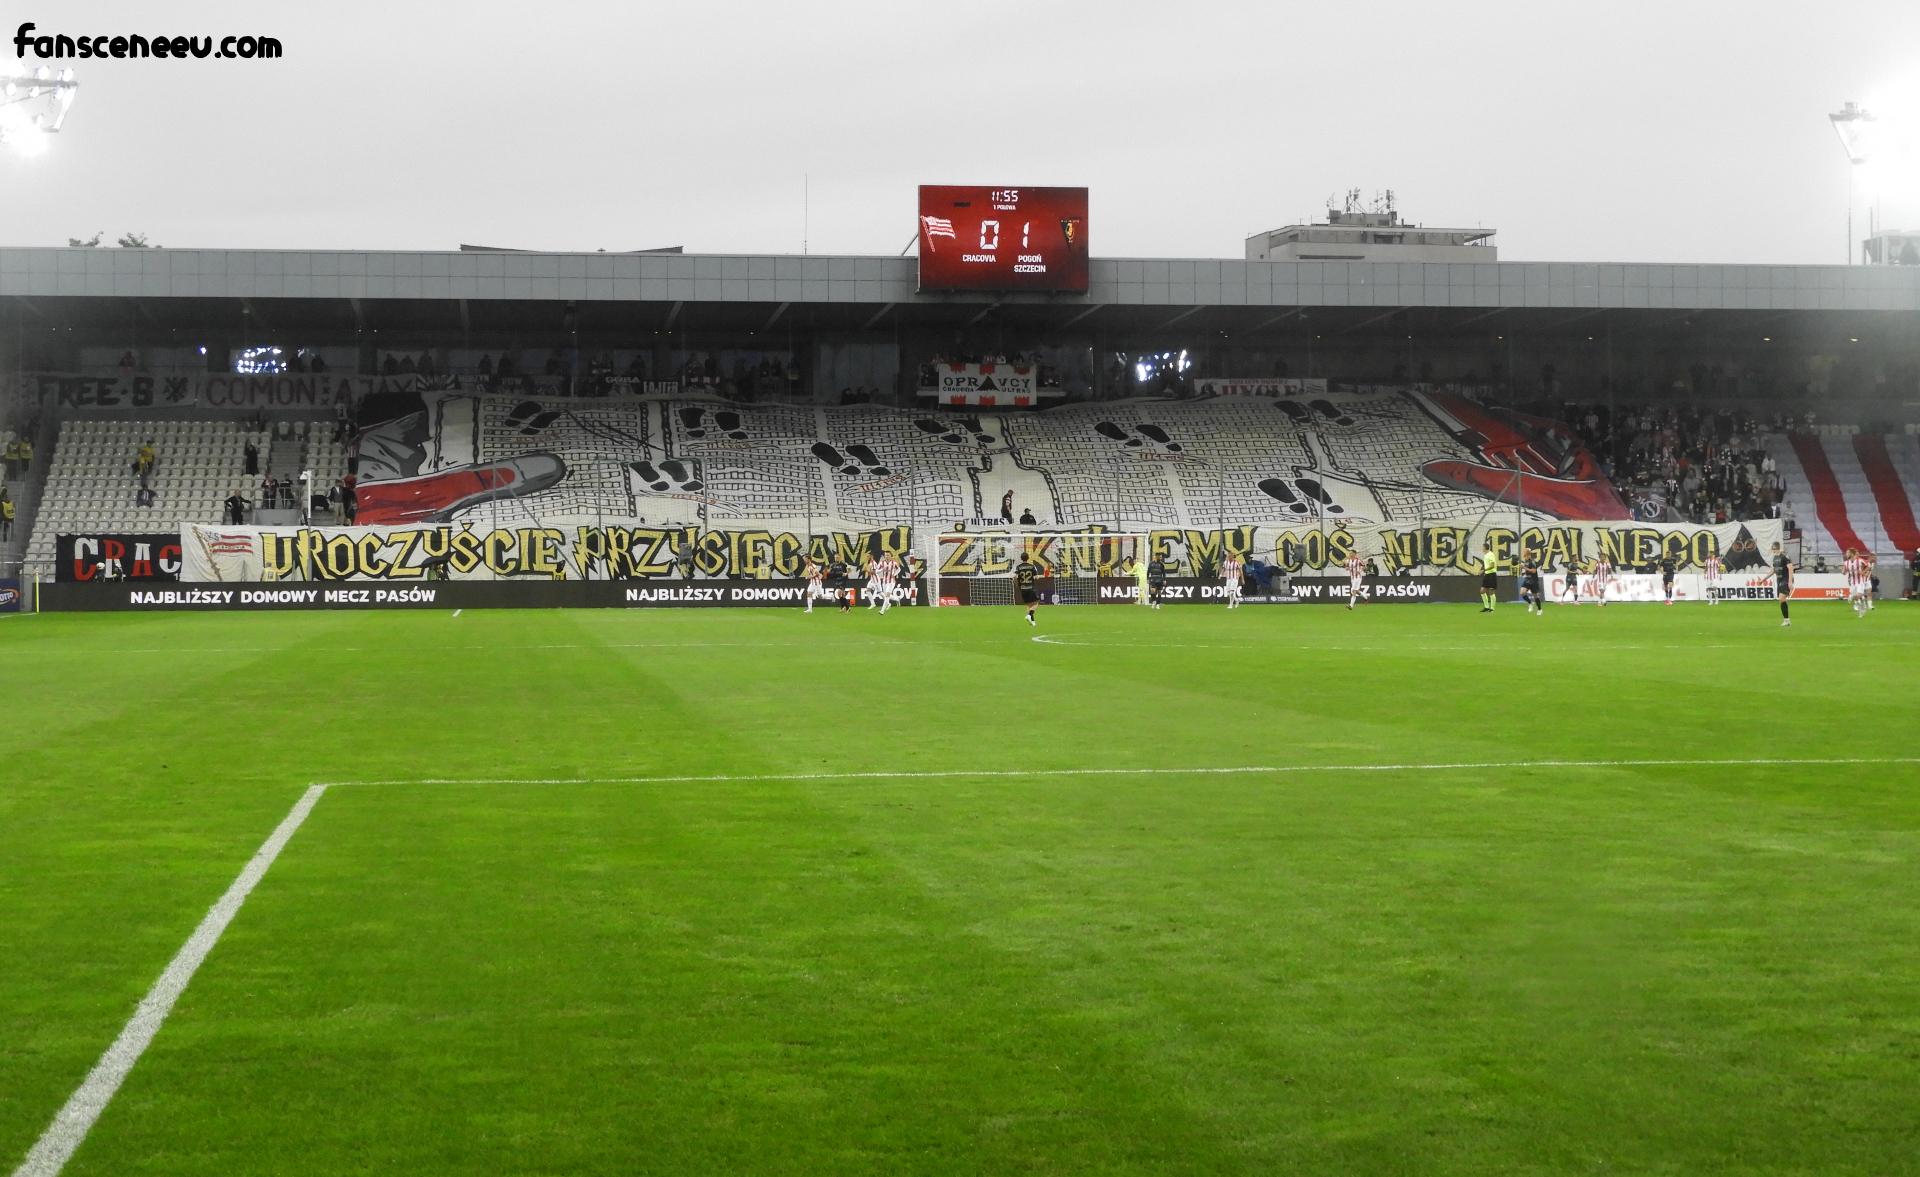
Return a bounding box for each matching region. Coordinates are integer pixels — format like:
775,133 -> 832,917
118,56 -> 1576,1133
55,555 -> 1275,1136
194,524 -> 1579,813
6,248 -> 1920,312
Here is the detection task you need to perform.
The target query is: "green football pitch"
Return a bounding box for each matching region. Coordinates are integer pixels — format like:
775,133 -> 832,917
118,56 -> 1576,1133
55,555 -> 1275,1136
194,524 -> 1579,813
3,599 -> 1917,1175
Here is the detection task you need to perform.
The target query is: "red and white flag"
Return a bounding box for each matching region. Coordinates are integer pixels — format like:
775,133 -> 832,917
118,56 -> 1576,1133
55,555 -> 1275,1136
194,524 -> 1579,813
920,215 -> 956,252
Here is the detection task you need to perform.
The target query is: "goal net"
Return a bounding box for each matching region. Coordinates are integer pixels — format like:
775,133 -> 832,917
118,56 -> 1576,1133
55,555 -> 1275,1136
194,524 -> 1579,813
933,532 -> 1152,606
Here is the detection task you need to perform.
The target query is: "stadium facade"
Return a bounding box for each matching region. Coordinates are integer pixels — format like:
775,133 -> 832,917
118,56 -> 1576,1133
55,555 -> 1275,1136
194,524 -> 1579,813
5,247 -> 1920,407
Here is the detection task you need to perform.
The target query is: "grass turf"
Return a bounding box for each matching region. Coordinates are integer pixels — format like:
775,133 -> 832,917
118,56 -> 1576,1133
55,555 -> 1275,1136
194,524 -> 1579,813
2,599 -> 1918,1175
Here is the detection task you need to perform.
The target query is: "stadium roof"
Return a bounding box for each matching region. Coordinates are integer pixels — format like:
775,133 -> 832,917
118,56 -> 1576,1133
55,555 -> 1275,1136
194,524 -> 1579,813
5,248 -> 1919,312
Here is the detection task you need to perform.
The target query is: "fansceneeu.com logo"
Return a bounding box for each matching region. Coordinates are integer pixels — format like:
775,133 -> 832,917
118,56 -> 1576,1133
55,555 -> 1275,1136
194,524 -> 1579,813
14,22 -> 281,60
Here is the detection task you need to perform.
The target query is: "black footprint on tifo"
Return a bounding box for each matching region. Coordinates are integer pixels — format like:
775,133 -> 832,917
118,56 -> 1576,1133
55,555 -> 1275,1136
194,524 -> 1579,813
914,419 -> 968,445
1276,400 -> 1311,424
1258,478 -> 1312,515
677,407 -> 707,438
811,442 -> 860,476
1135,423 -> 1182,452
1294,477 -> 1344,515
812,441 -> 888,478
845,444 -> 890,475
630,460 -> 702,493
1309,399 -> 1355,426
713,410 -> 747,440
1094,421 -> 1142,447
505,400 -> 562,435
955,417 -> 996,444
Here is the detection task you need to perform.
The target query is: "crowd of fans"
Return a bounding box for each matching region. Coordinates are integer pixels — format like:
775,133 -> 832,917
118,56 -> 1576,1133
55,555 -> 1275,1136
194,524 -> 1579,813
378,352 -> 433,376
1562,402 -> 1784,524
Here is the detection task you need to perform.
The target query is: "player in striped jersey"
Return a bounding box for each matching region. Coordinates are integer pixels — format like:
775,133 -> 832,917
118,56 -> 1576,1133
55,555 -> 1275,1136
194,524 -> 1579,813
803,558 -> 827,613
1220,551 -> 1244,609
1844,548 -> 1872,618
1590,557 -> 1613,608
1703,551 -> 1722,605
1343,548 -> 1367,610
872,552 -> 901,614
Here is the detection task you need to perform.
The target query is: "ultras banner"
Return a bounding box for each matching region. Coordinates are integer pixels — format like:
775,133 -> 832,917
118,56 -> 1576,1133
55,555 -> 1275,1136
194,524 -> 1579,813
11,371 -> 459,410
181,520 -> 914,581
56,533 -> 182,581
937,518 -> 1784,577
180,517 -> 1781,582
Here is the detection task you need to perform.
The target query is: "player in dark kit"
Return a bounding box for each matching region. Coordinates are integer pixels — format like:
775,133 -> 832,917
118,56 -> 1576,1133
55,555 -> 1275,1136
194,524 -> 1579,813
1772,541 -> 1795,626
1479,542 -> 1499,612
1660,555 -> 1677,605
827,558 -> 852,612
1520,554 -> 1545,615
1015,555 -> 1040,626
1146,556 -> 1168,609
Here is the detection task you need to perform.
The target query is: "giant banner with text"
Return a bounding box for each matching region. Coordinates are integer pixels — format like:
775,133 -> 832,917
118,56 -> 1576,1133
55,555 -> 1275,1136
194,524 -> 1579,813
938,519 -> 1783,578
181,520 -> 913,581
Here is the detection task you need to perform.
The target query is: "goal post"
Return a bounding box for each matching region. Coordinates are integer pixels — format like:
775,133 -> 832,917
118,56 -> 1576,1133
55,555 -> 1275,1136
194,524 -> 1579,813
932,532 -> 1152,606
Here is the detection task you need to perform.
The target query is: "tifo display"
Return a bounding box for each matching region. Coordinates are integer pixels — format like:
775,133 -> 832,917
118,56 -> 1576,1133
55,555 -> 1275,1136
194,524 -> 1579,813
30,382 -> 1912,612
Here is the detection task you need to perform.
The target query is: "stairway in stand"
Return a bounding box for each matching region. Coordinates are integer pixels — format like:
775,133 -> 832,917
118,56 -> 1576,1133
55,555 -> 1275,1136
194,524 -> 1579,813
1851,435 -> 1920,553
1786,434 -> 1867,554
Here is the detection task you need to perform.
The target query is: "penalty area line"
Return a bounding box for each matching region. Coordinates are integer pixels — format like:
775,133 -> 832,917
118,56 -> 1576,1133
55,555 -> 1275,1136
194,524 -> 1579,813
316,757 -> 1920,789
11,786 -> 329,1177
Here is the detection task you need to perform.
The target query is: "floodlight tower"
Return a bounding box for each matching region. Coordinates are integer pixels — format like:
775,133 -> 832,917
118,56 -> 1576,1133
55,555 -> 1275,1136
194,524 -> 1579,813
0,64 -> 78,155
1830,102 -> 1873,264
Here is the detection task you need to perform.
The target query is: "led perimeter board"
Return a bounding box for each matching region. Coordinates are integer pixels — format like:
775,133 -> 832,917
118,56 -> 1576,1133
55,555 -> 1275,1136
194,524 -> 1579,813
917,186 -> 1088,292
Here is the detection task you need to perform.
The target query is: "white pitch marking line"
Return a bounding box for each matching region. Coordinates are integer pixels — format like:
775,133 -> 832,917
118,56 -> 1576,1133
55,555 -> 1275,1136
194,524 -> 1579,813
12,785 -> 329,1177
318,757 -> 1920,789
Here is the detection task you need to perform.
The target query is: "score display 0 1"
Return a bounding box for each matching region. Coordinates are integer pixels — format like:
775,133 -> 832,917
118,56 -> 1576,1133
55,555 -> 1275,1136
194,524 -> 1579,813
917,185 -> 1088,292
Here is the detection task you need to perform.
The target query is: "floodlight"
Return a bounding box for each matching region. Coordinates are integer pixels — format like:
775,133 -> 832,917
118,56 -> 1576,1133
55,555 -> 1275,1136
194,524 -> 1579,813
0,63 -> 77,154
1830,102 -> 1874,164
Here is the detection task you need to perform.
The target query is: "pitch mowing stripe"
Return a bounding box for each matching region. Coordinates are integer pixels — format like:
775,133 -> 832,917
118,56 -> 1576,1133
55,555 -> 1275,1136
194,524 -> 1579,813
317,757 -> 1920,788
11,786 -> 329,1177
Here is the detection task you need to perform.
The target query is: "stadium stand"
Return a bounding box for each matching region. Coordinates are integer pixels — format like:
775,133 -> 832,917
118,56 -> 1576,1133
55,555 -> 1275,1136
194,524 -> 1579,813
15,393 -> 1917,576
21,421 -> 270,577
1563,402 -> 1783,524
1769,430 -> 1920,557
353,388 -> 1630,532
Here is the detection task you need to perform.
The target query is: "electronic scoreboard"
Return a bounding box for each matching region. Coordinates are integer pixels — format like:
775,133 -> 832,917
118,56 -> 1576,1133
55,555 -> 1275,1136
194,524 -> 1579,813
917,185 -> 1088,292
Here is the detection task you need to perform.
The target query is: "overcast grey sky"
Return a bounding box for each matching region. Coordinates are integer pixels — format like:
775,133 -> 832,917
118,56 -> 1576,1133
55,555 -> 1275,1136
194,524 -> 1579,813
4,1 -> 1918,264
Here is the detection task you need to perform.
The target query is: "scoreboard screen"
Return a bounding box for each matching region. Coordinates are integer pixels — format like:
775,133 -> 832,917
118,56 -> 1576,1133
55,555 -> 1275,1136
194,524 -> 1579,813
917,185 -> 1088,292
